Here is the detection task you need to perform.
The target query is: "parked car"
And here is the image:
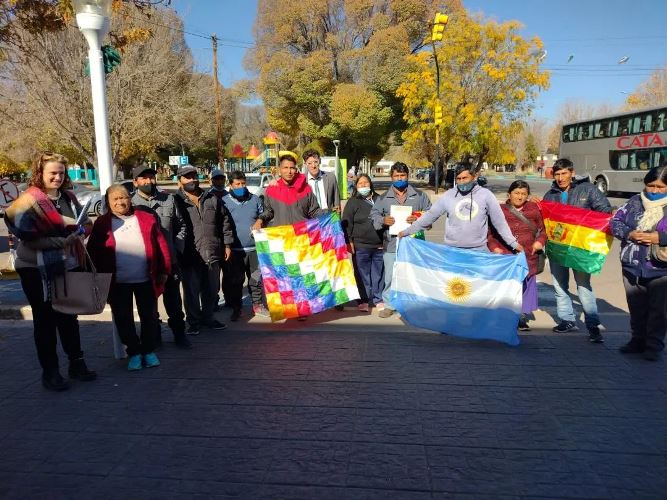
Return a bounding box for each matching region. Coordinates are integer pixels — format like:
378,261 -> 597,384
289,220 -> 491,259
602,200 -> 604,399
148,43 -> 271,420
74,180 -> 135,216
245,172 -> 274,202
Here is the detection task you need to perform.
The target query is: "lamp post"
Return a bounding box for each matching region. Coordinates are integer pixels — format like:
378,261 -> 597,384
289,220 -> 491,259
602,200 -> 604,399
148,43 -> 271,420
73,0 -> 113,192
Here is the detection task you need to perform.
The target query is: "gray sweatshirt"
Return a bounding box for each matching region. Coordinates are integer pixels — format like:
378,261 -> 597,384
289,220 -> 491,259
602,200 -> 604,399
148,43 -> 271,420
403,184 -> 519,250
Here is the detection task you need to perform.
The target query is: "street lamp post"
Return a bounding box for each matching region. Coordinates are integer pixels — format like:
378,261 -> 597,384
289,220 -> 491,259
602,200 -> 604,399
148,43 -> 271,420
73,0 -> 113,192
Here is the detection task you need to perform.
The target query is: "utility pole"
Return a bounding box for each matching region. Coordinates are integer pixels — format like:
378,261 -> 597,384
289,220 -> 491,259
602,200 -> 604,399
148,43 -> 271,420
211,34 -> 224,168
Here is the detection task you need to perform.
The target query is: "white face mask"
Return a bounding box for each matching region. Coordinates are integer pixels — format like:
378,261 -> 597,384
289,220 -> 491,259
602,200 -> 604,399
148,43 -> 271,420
357,187 -> 371,197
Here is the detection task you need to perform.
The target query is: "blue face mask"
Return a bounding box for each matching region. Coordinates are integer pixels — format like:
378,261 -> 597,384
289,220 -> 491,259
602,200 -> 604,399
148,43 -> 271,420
457,180 -> 476,194
232,187 -> 247,198
392,180 -> 408,190
644,190 -> 667,201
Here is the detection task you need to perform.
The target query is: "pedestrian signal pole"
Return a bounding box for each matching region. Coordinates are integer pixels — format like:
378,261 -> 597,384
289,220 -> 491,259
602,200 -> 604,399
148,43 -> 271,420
431,12 -> 448,194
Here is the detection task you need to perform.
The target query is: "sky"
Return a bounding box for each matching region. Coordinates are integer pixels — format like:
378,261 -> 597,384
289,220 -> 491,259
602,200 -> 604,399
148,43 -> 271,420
170,0 -> 666,121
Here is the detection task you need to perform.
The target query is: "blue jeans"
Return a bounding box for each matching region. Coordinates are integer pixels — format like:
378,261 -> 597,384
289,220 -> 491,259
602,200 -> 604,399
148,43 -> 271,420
382,252 -> 396,309
550,261 -> 600,329
354,248 -> 384,306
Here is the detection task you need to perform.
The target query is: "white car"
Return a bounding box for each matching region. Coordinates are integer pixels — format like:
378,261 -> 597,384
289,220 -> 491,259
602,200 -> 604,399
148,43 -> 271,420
245,172 -> 274,202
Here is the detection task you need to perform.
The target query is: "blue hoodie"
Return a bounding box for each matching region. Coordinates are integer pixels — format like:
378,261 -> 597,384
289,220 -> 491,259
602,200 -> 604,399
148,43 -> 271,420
222,192 -> 263,250
403,184 -> 518,250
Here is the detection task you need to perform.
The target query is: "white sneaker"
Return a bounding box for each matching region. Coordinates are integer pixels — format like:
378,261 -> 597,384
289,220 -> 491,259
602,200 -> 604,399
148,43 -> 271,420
375,302 -> 385,311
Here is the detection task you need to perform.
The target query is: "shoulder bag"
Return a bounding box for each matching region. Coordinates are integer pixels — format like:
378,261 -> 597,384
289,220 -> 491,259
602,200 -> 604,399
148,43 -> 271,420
649,206 -> 667,265
51,246 -> 112,315
507,205 -> 546,274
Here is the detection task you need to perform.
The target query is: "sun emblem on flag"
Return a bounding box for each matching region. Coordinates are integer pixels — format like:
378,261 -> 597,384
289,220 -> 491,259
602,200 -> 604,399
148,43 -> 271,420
445,277 -> 472,303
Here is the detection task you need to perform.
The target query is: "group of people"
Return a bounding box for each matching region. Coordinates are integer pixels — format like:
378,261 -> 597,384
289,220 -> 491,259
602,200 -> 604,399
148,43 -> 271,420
5,150 -> 667,391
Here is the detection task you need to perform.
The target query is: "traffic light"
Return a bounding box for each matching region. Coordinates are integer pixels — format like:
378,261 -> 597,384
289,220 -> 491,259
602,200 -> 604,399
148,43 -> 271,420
434,103 -> 443,126
431,12 -> 449,42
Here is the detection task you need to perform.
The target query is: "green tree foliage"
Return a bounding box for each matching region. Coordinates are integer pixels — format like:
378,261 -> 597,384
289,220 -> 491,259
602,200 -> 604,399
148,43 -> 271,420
249,0 -> 463,164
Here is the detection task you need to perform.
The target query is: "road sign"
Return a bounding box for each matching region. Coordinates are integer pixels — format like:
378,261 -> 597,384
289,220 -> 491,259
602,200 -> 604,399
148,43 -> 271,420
168,156 -> 180,166
179,156 -> 189,166
0,179 -> 19,209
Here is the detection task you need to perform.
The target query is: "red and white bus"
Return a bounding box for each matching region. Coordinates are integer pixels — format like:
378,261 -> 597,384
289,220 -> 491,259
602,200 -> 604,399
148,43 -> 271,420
560,106 -> 667,194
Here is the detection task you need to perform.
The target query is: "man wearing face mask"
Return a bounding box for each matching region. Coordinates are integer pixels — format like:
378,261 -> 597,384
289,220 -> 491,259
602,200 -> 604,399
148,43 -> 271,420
222,171 -> 267,321
208,169 -> 229,310
131,165 -> 191,349
371,162 -> 431,318
174,165 -> 233,334
399,163 -> 522,254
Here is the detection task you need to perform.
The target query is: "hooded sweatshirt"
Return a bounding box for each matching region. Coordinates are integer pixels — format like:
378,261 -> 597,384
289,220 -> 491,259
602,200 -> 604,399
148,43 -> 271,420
258,173 -> 323,227
403,184 -> 519,250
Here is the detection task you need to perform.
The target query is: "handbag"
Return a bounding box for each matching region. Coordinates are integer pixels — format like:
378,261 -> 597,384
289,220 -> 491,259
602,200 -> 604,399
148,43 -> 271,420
649,206 -> 667,265
51,247 -> 112,315
507,204 -> 546,274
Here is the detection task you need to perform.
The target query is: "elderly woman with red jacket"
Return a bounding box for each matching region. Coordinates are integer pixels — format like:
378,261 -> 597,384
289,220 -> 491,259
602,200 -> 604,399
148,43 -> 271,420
488,180 -> 547,331
87,184 -> 171,371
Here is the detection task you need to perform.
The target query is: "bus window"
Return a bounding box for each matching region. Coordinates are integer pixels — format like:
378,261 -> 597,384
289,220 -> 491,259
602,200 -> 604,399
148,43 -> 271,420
641,113 -> 653,132
595,121 -> 607,138
610,151 -> 629,170
586,123 -> 593,140
637,149 -> 651,170
562,126 -> 574,143
658,113 -> 666,132
652,148 -> 667,168
631,116 -> 641,134
609,120 -> 619,137
577,125 -> 584,141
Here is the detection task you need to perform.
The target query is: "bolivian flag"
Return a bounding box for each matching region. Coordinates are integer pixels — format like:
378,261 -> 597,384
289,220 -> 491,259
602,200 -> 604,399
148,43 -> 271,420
540,200 -> 613,275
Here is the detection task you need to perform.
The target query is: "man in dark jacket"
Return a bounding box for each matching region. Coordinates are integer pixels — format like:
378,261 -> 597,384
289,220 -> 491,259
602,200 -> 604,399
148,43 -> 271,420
132,165 -> 191,349
543,158 -> 612,343
303,149 -> 340,212
174,165 -> 233,334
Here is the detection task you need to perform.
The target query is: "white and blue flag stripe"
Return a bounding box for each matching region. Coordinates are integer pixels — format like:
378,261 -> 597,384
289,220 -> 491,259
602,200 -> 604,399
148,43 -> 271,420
390,237 -> 529,346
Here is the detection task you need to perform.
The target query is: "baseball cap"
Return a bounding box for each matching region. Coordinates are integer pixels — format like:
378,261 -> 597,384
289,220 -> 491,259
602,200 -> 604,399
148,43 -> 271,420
278,150 -> 299,163
210,168 -> 226,179
132,165 -> 157,179
177,165 -> 198,177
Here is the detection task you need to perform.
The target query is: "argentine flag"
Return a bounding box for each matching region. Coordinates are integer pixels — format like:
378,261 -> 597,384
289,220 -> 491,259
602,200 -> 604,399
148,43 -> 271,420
390,237 -> 529,346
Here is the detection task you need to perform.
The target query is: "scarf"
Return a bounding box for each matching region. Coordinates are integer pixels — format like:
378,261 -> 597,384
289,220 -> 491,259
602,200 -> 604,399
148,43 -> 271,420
638,192 -> 667,231
5,186 -> 82,279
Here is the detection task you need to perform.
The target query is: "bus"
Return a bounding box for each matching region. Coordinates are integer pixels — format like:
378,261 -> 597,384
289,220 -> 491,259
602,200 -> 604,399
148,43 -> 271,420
559,106 -> 667,194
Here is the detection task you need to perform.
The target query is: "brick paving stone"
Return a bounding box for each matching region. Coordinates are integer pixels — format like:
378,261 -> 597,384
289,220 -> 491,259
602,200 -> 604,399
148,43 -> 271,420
2,318 -> 667,498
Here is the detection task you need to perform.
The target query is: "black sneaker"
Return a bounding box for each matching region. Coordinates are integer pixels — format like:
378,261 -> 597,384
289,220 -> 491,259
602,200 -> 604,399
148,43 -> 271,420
68,358 -> 97,382
552,321 -> 578,333
174,334 -> 193,349
619,339 -> 645,354
643,349 -> 661,362
518,317 -> 531,331
42,371 -> 69,392
588,327 -> 604,344
230,309 -> 242,322
205,319 -> 227,330
186,325 -> 200,336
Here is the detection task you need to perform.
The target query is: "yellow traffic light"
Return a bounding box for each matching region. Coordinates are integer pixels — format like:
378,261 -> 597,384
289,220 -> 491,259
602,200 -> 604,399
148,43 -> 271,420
434,13 -> 449,25
431,12 -> 448,42
434,103 -> 443,126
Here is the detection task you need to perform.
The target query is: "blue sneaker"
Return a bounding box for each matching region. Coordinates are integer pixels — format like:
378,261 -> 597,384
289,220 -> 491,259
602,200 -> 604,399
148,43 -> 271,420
127,354 -> 142,371
143,352 -> 160,368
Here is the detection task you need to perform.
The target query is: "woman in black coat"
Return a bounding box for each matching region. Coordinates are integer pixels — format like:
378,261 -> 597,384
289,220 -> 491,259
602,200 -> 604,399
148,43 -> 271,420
342,174 -> 384,312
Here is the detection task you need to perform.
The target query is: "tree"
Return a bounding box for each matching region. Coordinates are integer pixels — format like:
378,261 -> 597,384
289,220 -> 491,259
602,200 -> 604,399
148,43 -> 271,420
249,0 -> 463,165
523,133 -> 538,170
0,6 -> 231,177
397,12 -> 549,168
625,66 -> 667,110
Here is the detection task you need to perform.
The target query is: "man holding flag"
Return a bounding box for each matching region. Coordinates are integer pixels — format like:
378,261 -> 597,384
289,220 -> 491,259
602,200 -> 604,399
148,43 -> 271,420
543,158 -> 612,342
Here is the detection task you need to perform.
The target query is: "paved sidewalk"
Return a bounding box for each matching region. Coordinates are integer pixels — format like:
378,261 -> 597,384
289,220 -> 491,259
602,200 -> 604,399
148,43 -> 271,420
1,311 -> 667,498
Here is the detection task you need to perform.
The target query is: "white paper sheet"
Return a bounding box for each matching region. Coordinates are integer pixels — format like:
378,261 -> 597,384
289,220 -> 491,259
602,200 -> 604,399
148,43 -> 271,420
389,205 -> 413,235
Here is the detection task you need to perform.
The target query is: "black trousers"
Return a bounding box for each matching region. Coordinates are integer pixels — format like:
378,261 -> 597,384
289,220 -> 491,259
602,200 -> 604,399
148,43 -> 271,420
17,267 -> 84,375
108,281 -> 157,357
181,259 -> 219,327
160,272 -> 186,337
223,250 -> 263,309
623,271 -> 667,352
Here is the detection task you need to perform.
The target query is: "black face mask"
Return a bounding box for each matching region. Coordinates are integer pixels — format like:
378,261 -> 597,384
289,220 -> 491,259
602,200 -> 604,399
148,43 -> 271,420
137,184 -> 155,195
182,181 -> 199,193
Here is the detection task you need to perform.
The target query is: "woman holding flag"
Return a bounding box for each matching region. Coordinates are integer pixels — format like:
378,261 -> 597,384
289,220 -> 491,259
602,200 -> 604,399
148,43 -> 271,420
488,181 -> 547,331
611,165 -> 667,361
